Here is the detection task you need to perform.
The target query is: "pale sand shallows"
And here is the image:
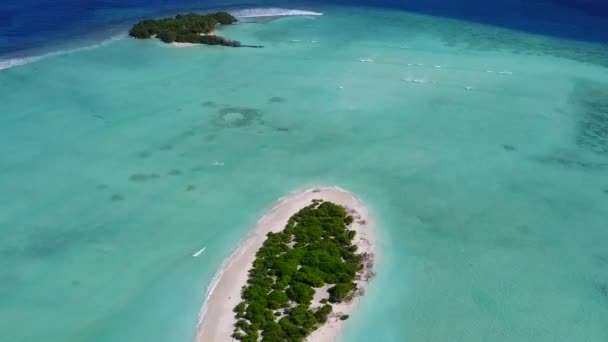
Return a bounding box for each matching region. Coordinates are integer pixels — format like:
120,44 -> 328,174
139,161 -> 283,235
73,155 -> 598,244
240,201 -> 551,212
195,186 -> 377,342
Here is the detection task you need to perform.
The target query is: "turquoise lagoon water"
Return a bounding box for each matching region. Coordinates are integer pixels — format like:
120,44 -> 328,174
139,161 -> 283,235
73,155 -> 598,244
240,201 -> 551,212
1,5 -> 608,342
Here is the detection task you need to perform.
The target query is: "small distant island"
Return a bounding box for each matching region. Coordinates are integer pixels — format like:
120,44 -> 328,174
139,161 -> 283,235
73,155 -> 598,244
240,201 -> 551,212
129,12 -> 241,47
196,187 -> 376,342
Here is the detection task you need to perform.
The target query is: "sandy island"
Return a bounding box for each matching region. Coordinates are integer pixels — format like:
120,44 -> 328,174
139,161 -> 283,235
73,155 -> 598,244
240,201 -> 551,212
196,186 -> 376,342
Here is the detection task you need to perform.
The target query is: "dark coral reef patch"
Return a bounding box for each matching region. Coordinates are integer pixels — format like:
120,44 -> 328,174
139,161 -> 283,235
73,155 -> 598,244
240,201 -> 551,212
214,107 -> 263,128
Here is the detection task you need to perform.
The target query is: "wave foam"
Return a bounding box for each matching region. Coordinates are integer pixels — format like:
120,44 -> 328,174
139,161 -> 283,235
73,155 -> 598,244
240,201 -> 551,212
0,56 -> 42,71
230,7 -> 323,18
0,33 -> 126,71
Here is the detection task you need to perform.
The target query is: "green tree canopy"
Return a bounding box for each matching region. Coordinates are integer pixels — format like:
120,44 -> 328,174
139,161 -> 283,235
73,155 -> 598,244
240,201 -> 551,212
232,200 -> 365,341
128,12 -> 239,46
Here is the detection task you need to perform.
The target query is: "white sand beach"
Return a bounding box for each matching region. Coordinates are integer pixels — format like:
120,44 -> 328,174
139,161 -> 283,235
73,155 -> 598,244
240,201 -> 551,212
171,42 -> 197,48
171,31 -> 218,48
195,186 -> 376,342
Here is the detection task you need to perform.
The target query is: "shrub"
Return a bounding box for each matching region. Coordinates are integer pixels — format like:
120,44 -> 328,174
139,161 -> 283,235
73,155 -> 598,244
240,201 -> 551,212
288,305 -> 318,330
245,302 -> 269,325
272,276 -> 291,290
286,282 -> 315,304
210,11 -> 238,24
293,267 -> 325,287
261,321 -> 284,341
328,282 -> 356,303
279,318 -> 304,340
129,23 -> 151,38
234,301 -> 247,318
157,31 -> 176,43
231,332 -> 246,341
267,290 -> 289,309
344,215 -> 354,225
314,304 -> 333,323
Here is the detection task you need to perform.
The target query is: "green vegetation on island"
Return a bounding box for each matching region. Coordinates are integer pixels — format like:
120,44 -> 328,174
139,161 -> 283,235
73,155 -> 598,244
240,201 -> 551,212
129,12 -> 240,46
232,200 -> 367,342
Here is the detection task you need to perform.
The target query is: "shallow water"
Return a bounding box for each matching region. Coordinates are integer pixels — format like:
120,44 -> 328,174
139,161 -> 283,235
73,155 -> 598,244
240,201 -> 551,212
1,4 -> 608,342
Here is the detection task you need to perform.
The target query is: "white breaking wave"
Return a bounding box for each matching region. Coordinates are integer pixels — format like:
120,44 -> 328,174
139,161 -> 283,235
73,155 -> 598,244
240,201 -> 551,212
230,8 -> 323,18
0,33 -> 126,71
0,56 -> 42,71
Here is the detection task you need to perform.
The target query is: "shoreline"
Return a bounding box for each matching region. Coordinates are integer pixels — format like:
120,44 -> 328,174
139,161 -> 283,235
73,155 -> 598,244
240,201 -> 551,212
170,31 -> 218,48
195,186 -> 377,342
171,42 -> 198,48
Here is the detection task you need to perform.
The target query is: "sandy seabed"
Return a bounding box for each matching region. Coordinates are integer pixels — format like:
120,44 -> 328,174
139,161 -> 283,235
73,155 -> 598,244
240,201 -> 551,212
195,186 -> 377,342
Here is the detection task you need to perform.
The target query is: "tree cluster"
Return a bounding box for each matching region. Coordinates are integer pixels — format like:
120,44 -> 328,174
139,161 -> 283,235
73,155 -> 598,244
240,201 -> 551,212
232,201 -> 364,341
129,12 -> 239,46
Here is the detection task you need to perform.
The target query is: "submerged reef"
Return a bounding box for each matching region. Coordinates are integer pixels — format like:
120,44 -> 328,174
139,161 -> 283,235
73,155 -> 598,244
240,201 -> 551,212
231,201 -> 367,341
168,169 -> 182,176
502,144 -> 516,152
202,101 -> 218,108
129,173 -> 162,182
111,194 -> 124,202
534,154 -> 608,170
572,81 -> 608,156
129,12 -> 241,47
215,107 -> 263,128
268,96 -> 288,104
600,283 -> 608,298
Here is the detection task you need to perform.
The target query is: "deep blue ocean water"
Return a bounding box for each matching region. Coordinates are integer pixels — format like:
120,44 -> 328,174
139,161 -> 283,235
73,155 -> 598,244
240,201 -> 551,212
1,0 -> 607,58
0,0 -> 608,55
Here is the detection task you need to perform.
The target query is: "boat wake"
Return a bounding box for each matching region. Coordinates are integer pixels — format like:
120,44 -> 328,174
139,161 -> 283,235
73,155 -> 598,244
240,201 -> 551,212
403,77 -> 429,84
193,247 -> 206,257
230,8 -> 323,18
0,33 -> 126,71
